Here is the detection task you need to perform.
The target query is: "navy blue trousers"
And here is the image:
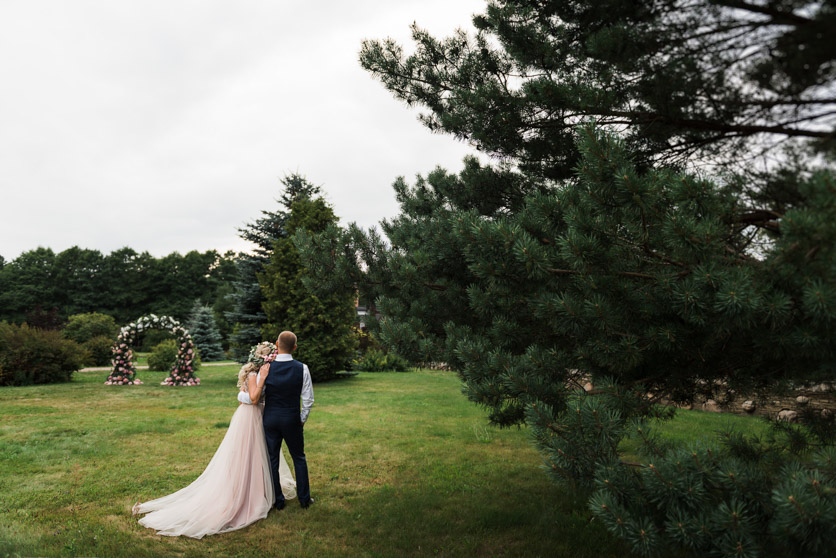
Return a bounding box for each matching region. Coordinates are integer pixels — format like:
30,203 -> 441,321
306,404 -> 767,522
263,408 -> 311,506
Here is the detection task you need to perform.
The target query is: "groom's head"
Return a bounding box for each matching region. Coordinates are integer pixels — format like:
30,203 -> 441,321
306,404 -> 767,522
277,331 -> 297,353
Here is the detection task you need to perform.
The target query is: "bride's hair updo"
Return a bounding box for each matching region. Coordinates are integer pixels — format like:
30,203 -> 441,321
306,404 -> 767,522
237,362 -> 257,390
253,342 -> 274,360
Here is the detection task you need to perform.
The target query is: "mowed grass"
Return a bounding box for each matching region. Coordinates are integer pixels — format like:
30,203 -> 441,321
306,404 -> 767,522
618,404 -> 772,463
654,407 -> 771,445
0,368 -> 768,557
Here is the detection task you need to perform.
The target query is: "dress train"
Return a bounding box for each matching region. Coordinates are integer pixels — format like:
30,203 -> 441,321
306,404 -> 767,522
133,402 -> 295,538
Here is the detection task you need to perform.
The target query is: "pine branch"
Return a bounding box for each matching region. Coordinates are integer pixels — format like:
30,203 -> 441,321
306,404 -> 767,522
716,0 -> 817,26
607,110 -> 833,139
732,210 -> 782,233
547,268 -> 657,280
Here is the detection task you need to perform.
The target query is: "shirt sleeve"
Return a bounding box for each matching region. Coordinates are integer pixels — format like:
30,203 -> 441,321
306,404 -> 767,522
300,364 -> 314,423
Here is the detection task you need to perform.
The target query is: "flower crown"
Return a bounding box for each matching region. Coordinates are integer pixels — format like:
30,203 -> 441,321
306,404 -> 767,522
247,341 -> 279,366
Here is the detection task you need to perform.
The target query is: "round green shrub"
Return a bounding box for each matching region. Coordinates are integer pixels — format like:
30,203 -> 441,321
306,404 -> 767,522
354,326 -> 380,355
139,329 -> 174,352
62,312 -> 118,344
353,348 -> 410,372
0,322 -> 86,386
147,339 -> 176,371
148,339 -> 201,372
82,335 -> 114,367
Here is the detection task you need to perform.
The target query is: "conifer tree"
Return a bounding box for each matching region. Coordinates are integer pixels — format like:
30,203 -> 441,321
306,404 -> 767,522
187,301 -> 225,361
259,196 -> 357,381
226,174 -> 321,361
296,1 -> 835,555
360,0 -> 834,181
226,257 -> 270,362
298,0 -> 836,429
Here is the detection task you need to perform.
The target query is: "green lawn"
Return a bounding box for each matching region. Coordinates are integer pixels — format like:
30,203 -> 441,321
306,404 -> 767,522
134,352 -> 149,367
0,367 -> 768,557
99,353 -> 233,370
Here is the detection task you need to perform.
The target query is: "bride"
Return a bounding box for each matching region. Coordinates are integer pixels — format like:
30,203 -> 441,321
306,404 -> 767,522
133,357 -> 296,538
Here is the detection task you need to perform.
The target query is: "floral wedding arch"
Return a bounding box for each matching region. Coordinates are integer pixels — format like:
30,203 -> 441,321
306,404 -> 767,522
105,314 -> 200,386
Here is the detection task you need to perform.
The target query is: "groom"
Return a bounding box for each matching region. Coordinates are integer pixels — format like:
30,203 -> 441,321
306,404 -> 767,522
262,330 -> 314,509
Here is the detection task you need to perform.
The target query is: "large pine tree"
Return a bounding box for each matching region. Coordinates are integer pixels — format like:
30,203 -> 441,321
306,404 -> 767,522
300,0 -> 835,426
296,2 -> 835,555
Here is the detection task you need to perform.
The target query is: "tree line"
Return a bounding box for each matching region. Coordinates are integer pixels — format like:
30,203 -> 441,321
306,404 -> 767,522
0,173 -> 359,381
0,247 -> 237,339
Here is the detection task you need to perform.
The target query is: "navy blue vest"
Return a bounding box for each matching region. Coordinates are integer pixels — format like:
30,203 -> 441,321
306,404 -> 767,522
263,359 -> 304,411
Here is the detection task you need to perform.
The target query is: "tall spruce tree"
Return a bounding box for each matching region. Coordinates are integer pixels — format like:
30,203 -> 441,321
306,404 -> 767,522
187,302 -> 225,361
226,174 -> 321,362
259,196 -> 357,381
296,1 -> 835,555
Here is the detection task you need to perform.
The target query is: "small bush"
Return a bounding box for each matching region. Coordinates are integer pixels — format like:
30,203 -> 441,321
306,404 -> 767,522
353,348 -> 410,372
138,329 -> 173,352
62,312 -> 118,344
353,326 -> 380,355
187,302 -> 225,361
83,335 -> 114,367
148,339 -> 201,372
147,339 -> 177,371
0,322 -> 86,386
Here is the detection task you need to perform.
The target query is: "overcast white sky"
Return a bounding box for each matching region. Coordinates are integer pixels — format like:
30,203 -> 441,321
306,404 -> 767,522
0,0 -> 486,261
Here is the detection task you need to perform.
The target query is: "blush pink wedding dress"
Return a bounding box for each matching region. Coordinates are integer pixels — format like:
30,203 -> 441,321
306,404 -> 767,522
133,376 -> 296,538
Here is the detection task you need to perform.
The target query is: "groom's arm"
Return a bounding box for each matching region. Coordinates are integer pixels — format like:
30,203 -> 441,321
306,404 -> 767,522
300,364 -> 314,424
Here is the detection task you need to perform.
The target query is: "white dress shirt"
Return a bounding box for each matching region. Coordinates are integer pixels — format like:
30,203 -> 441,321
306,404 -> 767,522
237,354 -> 314,423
